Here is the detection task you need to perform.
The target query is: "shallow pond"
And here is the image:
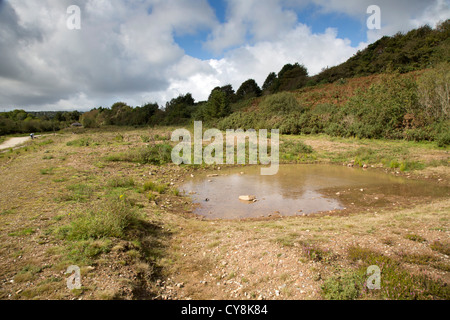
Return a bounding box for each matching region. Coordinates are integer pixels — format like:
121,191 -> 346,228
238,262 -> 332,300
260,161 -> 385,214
180,164 -> 449,220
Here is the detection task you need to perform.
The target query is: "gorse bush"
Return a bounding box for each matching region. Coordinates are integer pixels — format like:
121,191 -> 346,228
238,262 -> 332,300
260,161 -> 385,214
260,92 -> 303,115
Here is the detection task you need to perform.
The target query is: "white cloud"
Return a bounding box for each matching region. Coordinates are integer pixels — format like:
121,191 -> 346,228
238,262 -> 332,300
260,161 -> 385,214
0,0 -> 448,111
205,24 -> 361,94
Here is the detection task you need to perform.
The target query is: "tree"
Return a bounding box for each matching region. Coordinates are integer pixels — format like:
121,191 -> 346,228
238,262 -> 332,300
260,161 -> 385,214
236,79 -> 261,101
262,72 -> 278,94
209,84 -> 236,103
164,93 -> 195,124
204,90 -> 231,120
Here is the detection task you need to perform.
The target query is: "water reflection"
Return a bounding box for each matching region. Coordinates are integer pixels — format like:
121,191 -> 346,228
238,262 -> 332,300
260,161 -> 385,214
181,164 -> 448,219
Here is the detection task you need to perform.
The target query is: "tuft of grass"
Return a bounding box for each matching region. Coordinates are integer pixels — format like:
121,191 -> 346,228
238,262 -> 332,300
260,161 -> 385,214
64,184 -> 93,202
105,143 -> 173,165
405,234 -> 427,243
56,199 -> 139,241
430,240 -> 450,256
107,176 -> 135,188
299,241 -> 336,263
66,138 -> 92,147
143,181 -> 167,194
8,228 -> 35,237
337,246 -> 450,300
40,167 -> 55,175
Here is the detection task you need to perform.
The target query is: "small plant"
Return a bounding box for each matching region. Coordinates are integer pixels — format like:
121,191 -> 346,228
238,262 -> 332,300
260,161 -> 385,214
107,177 -> 135,188
66,138 -> 92,147
405,234 -> 427,243
430,240 -> 450,256
40,167 -> 54,175
143,181 -> 167,194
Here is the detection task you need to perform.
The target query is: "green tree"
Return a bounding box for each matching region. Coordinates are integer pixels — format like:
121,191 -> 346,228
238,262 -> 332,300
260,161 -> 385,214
236,79 -> 261,101
204,89 -> 231,120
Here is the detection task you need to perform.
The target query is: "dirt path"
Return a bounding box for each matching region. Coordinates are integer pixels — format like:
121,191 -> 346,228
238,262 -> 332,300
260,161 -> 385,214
0,137 -> 31,151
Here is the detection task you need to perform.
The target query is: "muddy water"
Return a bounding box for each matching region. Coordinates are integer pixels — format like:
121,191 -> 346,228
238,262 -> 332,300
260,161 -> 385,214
181,164 -> 449,220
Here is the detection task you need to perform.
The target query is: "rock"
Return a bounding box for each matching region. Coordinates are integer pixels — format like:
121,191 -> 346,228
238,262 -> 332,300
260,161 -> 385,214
239,195 -> 256,201
363,164 -> 368,169
207,174 -> 218,177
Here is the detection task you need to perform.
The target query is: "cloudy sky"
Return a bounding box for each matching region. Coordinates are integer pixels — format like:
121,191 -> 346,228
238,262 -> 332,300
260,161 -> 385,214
0,0 -> 449,111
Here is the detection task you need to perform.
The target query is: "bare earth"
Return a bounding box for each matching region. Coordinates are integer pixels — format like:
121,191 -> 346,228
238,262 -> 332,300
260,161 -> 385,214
0,129 -> 448,300
0,137 -> 30,151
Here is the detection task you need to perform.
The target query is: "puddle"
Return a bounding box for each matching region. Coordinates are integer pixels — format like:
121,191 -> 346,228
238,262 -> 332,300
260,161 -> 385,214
181,164 -> 449,220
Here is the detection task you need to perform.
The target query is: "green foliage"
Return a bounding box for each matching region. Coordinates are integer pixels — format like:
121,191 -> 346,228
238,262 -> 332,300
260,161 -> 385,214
107,143 -> 173,165
66,138 -> 92,147
313,20 -> 450,84
322,271 -> 364,300
143,181 -> 167,194
260,92 -> 303,115
0,110 -> 80,135
107,177 -> 135,188
197,89 -> 232,121
236,79 -> 262,101
417,62 -> 450,121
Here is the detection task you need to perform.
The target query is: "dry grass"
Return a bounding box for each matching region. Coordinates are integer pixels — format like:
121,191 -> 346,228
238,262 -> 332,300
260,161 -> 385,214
0,127 -> 448,300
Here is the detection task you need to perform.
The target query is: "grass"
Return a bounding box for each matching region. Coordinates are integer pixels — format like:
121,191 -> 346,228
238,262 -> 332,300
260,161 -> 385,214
61,183 -> 94,202
66,138 -> 93,147
322,246 -> 450,300
8,228 -> 36,237
1,126 -> 449,300
56,199 -> 140,241
105,143 -> 173,165
405,234 -> 427,243
143,181 -> 167,194
107,176 -> 135,188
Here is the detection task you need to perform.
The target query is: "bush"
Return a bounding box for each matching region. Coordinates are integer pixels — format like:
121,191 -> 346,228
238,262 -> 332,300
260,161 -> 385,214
437,130 -> 450,147
260,92 -> 303,115
417,62 -> 450,121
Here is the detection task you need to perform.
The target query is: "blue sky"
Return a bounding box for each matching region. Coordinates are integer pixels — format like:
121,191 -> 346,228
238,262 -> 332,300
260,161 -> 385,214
176,0 -> 368,60
0,0 -> 449,111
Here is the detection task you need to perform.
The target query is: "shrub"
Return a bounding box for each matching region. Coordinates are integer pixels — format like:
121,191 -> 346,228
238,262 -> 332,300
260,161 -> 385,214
437,130 -> 450,147
260,92 -> 303,115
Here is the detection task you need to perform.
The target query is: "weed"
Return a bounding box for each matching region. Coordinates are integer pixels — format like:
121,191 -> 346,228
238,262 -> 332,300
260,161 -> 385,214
8,228 -> 35,237
405,234 -> 427,243
40,167 -> 55,175
143,181 -> 167,194
430,240 -> 450,256
66,138 -> 92,147
107,176 -> 135,188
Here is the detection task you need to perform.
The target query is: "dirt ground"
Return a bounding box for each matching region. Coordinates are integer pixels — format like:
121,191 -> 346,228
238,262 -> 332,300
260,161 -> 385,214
0,128 -> 448,300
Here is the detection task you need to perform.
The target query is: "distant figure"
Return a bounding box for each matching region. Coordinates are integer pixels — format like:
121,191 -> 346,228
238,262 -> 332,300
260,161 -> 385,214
30,133 -> 34,140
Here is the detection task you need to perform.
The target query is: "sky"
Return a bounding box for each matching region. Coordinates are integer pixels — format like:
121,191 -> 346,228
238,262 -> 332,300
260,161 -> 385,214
0,0 -> 449,112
